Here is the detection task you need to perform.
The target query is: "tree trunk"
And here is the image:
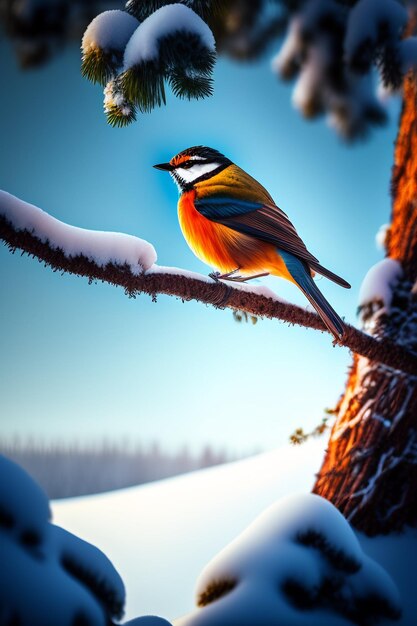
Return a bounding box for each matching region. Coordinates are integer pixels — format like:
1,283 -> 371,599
313,65 -> 417,535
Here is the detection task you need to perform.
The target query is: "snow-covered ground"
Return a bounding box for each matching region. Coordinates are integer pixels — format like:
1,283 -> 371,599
53,440 -> 324,621
52,440 -> 417,625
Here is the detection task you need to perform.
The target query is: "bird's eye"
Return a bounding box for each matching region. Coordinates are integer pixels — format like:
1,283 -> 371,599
181,161 -> 194,169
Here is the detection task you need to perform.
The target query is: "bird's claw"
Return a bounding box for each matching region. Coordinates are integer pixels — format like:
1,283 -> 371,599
209,268 -> 241,282
209,269 -> 269,283
209,271 -> 222,282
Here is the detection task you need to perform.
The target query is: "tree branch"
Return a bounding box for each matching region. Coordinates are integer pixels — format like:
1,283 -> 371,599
1,195 -> 417,376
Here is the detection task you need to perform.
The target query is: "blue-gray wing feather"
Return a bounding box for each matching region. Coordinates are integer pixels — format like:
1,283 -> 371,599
194,196 -> 350,289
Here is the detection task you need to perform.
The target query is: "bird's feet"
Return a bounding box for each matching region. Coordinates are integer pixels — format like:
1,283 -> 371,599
209,269 -> 269,283
209,268 -> 242,282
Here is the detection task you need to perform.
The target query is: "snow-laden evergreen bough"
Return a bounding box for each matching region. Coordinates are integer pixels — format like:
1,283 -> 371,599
79,0 -> 417,137
176,494 -> 401,626
81,3 -> 216,126
0,454 -> 173,626
0,454 -> 125,626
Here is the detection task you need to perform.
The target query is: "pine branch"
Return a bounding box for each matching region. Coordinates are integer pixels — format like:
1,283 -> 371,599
1,210 -> 417,376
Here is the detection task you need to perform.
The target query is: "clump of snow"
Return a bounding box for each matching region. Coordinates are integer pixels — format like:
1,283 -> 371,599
146,265 -> 289,303
292,46 -> 325,118
358,258 -> 403,313
345,0 -> 407,70
0,190 -> 156,273
104,79 -> 135,118
56,523 -> 125,614
272,0 -> 387,139
375,223 -> 390,250
0,454 -> 126,626
82,10 -> 139,53
176,494 -> 401,626
146,264 -> 213,283
271,17 -> 303,80
0,454 -> 50,544
123,4 -> 215,68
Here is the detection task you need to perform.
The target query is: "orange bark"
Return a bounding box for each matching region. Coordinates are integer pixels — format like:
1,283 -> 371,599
313,64 -> 417,534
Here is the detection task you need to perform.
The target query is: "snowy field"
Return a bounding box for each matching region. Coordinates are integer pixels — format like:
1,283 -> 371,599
52,440 -> 417,625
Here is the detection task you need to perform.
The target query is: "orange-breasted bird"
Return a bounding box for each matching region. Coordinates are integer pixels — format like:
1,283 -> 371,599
154,146 -> 350,339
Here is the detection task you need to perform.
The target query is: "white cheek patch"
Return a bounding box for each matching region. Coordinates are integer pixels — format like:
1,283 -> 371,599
176,161 -> 221,183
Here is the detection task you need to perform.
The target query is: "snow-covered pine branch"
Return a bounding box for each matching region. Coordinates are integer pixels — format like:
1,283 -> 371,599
0,454 -> 126,625
177,494 -> 401,625
1,189 -> 417,375
82,4 -> 216,126
6,0 -> 417,137
272,0 -> 388,139
1,453 -> 174,626
271,0 -> 417,139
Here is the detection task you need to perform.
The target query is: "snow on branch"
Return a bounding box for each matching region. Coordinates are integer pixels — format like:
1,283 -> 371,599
271,0 -> 417,139
358,259 -> 403,329
81,10 -> 140,85
1,190 -> 417,376
272,0 -> 387,139
0,191 -> 156,273
345,0 -> 407,76
82,4 -> 216,126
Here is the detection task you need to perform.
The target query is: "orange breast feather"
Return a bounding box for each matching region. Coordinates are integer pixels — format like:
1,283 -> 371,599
178,190 -> 239,272
178,190 -> 280,274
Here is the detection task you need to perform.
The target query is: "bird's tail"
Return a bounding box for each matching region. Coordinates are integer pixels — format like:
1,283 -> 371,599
280,250 -> 345,340
309,261 -> 351,289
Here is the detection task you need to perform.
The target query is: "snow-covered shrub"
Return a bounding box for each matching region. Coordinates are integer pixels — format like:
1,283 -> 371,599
176,494 -> 401,626
0,454 -> 175,626
0,454 -> 126,626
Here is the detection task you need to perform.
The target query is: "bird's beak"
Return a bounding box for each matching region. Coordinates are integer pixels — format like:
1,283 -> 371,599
153,162 -> 174,171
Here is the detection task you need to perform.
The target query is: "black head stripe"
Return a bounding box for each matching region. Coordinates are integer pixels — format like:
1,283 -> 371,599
174,146 -> 232,166
180,162 -> 231,191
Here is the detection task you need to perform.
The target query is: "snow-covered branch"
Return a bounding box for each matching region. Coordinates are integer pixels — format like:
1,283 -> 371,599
1,190 -> 417,375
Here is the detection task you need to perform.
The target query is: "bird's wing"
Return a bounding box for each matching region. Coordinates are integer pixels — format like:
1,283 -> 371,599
195,195 -> 319,265
195,196 -> 350,289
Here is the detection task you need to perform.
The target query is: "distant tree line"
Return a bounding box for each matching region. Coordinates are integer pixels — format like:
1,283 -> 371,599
0,438 -> 238,499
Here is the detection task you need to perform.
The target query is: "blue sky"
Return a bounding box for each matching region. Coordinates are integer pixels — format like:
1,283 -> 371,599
0,37 -> 400,454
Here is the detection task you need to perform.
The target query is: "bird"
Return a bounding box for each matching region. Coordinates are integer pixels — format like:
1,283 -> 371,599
154,146 -> 350,340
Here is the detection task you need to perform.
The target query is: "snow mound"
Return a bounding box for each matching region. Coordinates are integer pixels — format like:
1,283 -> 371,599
82,10 -> 139,53
375,224 -> 390,250
123,4 -> 215,68
176,494 -> 401,626
53,442 -> 325,620
0,455 -> 125,626
0,190 -> 157,273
